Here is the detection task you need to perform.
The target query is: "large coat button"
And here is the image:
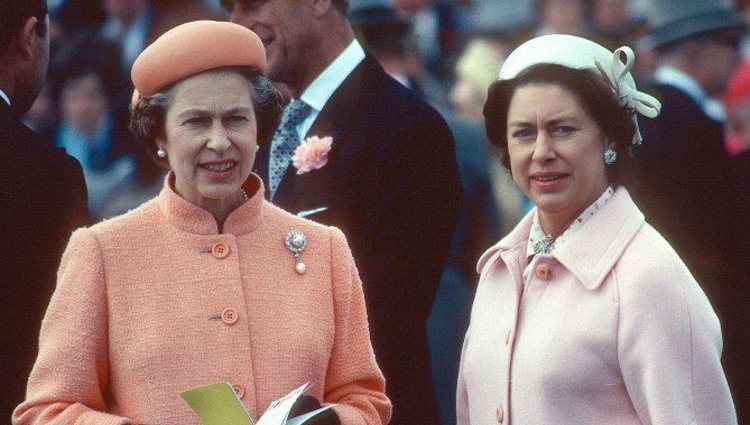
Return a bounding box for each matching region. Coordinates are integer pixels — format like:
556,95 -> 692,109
231,383 -> 245,399
221,308 -> 239,325
534,263 -> 551,281
212,242 -> 230,259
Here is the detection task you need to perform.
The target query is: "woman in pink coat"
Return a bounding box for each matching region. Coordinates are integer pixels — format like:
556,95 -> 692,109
13,21 -> 390,425
457,34 -> 737,425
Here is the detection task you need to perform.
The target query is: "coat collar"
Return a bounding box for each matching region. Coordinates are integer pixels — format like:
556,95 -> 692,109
157,172 -> 266,235
477,187 -> 645,290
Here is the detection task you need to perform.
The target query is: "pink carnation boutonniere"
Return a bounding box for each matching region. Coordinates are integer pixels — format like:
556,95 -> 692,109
292,135 -> 333,175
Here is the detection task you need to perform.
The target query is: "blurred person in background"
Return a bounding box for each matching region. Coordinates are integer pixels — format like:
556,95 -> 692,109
723,60 -> 750,238
451,36 -> 530,235
590,0 -> 645,50
350,0 -> 451,112
459,33 -> 737,425
100,0 -> 153,72
49,31 -> 152,220
0,0 -> 90,420
632,1 -> 750,421
535,0 -> 590,37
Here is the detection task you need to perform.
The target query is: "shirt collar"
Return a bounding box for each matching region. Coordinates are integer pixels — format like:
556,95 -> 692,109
299,40 -> 365,113
654,66 -> 726,121
0,88 -> 11,107
526,185 -> 615,258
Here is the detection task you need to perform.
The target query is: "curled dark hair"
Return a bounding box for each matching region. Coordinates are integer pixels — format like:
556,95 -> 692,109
483,64 -> 636,187
129,67 -> 282,166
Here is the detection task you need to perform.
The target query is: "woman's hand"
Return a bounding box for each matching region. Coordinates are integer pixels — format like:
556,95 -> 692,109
289,395 -> 341,425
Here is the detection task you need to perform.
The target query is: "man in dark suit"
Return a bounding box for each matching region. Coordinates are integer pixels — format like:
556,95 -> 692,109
633,0 -> 749,421
0,1 -> 90,420
223,1 -> 462,423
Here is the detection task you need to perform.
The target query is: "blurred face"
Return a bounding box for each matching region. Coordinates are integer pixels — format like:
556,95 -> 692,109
227,0 -> 311,91
157,70 -> 258,212
703,40 -> 741,97
541,0 -> 585,33
506,83 -> 610,232
60,72 -> 108,137
450,79 -> 485,122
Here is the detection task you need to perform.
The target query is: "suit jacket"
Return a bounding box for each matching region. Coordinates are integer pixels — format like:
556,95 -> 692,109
458,188 -> 736,425
13,174 -> 391,425
0,101 -> 89,422
254,56 -> 462,425
632,83 -> 750,423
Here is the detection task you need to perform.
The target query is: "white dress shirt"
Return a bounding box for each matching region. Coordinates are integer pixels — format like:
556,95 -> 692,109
0,88 -> 11,107
294,40 -> 366,139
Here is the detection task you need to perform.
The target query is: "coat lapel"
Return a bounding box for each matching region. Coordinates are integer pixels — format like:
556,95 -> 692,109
272,56 -> 377,213
553,188 -> 645,290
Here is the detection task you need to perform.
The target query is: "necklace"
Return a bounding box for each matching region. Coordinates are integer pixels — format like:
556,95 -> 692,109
532,233 -> 555,255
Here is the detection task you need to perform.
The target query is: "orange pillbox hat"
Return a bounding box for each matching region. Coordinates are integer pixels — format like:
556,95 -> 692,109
131,20 -> 266,100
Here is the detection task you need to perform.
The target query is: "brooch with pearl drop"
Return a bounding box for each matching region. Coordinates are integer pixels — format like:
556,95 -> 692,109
285,230 -> 307,274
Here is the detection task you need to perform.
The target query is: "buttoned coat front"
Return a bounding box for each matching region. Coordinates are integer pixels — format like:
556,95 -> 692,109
13,175 -> 391,425
456,188 -> 736,425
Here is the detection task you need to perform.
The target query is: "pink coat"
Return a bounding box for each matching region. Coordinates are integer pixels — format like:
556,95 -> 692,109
457,188 -> 736,425
13,174 -> 391,425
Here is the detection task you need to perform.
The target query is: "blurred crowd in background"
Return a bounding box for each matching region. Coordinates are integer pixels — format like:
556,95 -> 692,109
20,1 -> 750,424
25,0 -> 750,224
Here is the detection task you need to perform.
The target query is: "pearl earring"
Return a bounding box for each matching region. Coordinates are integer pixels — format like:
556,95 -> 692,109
157,148 -> 167,158
604,148 -> 617,165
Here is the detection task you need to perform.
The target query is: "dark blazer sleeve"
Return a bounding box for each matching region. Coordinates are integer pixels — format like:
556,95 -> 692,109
351,98 -> 462,425
0,108 -> 90,420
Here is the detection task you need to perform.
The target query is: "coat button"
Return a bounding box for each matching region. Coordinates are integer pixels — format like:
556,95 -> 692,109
212,242 -> 230,259
534,263 -> 551,281
221,308 -> 239,325
231,383 -> 245,399
496,405 -> 504,423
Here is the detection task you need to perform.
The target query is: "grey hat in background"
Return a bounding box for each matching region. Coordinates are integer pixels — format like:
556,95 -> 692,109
644,0 -> 745,49
348,0 -> 409,29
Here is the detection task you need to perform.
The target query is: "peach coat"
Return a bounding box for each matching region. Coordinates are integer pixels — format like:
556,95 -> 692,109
13,174 -> 391,425
457,188 -> 736,425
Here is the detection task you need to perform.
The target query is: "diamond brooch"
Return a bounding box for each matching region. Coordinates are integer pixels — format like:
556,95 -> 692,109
285,230 -> 307,274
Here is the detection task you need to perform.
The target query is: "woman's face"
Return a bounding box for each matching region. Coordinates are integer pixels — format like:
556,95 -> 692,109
158,70 -> 257,211
506,82 -> 610,230
60,72 -> 108,138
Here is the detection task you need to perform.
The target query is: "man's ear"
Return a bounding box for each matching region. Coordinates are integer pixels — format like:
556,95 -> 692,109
15,17 -> 40,60
310,0 -> 334,18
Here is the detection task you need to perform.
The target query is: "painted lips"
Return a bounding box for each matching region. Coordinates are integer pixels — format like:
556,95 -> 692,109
531,173 -> 568,190
201,161 -> 238,178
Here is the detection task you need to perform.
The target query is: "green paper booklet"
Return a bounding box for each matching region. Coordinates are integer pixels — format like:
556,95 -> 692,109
181,381 -> 334,425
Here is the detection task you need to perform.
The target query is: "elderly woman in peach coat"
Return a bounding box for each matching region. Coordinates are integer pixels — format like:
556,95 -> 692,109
457,34 -> 737,425
13,21 -> 390,425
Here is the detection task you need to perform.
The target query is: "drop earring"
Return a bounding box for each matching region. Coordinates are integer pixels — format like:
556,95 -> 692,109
604,148 -> 617,165
157,148 -> 167,158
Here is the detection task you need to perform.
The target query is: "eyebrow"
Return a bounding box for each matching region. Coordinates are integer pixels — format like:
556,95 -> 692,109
508,116 -> 578,127
176,106 -> 253,119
